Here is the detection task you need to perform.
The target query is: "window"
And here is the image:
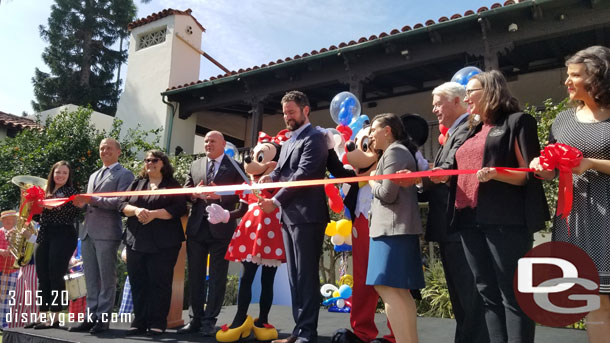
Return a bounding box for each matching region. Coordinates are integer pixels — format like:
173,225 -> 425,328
137,27 -> 167,50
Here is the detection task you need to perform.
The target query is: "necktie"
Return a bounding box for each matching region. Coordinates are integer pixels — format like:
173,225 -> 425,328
96,167 -> 108,187
207,159 -> 216,184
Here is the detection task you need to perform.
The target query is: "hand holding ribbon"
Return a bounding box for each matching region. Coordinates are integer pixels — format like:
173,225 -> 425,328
537,143 -> 583,222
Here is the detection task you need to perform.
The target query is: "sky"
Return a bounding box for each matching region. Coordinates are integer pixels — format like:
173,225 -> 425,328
0,0 -> 496,116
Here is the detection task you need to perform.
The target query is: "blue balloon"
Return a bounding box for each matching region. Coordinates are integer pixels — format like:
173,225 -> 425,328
337,107 -> 352,126
339,284 -> 352,298
224,148 -> 235,158
330,91 -> 361,125
451,66 -> 483,86
348,115 -> 370,140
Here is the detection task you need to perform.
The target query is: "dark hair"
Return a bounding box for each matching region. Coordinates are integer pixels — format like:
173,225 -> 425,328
371,113 -> 419,155
281,90 -> 310,111
565,45 -> 610,108
138,150 -> 174,179
46,160 -> 73,195
470,70 -> 520,125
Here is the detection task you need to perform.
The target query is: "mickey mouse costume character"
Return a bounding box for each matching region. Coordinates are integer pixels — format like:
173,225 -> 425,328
215,130 -> 289,343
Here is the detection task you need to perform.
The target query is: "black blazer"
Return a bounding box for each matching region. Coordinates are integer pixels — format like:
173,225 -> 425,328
449,112 -> 549,233
268,124 -> 329,226
421,117 -> 470,242
121,177 -> 187,253
184,155 -> 247,240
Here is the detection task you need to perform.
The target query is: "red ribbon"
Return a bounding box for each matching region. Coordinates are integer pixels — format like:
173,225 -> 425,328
538,143 -> 583,230
20,186 -> 45,225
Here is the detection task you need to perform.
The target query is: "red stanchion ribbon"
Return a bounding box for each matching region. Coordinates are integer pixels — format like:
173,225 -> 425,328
40,167 -> 532,208
20,185 -> 45,225
538,143 -> 583,230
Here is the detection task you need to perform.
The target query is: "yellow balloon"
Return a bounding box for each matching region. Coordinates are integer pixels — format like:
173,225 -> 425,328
336,219 -> 352,237
332,290 -> 340,298
325,221 -> 337,236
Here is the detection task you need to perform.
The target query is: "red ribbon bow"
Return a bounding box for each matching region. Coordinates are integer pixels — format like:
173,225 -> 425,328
258,130 -> 290,145
220,324 -> 229,332
538,143 -> 583,232
20,185 -> 46,225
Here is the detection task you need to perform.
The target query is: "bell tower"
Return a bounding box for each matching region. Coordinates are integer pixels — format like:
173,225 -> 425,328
116,9 -> 204,154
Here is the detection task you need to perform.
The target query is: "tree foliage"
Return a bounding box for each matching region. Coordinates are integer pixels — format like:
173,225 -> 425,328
32,0 -> 137,114
524,98 -> 569,230
0,107 -> 161,211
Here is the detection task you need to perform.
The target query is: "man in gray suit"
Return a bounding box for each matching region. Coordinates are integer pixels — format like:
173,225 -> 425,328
72,138 -> 134,334
397,82 -> 487,343
259,91 -> 329,343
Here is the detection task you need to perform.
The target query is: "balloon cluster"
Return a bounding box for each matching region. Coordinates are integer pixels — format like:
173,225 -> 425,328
325,219 -> 352,252
320,283 -> 353,313
325,184 -> 343,213
224,142 -> 238,159
451,66 -> 483,86
330,91 -> 363,142
438,124 -> 449,145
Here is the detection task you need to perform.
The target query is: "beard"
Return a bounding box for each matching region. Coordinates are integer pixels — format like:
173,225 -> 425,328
285,117 -> 305,131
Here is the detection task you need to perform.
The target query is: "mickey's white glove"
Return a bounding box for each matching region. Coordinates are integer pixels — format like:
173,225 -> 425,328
206,203 -> 230,224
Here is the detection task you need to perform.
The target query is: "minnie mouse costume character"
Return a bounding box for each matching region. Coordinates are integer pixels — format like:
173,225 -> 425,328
216,130 -> 289,343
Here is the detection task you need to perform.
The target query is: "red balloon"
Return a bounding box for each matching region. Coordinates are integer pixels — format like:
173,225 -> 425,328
336,125 -> 352,143
439,123 -> 449,135
438,133 -> 446,145
324,184 -> 344,213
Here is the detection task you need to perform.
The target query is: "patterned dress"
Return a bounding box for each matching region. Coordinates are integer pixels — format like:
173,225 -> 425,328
550,108 -> 610,293
225,189 -> 285,266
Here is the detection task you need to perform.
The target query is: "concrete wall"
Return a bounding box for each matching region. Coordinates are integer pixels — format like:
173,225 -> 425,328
116,14 -> 202,154
37,104 -> 115,131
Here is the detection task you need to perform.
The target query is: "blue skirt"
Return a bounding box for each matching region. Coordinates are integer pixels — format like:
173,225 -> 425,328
366,234 -> 425,289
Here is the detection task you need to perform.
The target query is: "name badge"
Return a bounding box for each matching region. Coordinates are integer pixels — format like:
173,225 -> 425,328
489,128 -> 505,137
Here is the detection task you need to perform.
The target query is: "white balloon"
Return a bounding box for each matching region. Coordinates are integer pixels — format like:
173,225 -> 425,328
345,234 -> 352,246
331,234 -> 345,246
336,299 -> 345,308
320,284 -> 339,297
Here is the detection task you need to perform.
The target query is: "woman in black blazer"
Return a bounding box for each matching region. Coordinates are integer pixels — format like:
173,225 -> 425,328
448,71 -> 548,343
120,150 -> 187,336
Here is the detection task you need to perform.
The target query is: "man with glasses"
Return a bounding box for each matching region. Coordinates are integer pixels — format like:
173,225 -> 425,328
179,131 -> 247,336
71,138 -> 134,334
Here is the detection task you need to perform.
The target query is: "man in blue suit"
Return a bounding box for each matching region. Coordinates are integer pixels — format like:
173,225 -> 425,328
259,91 -> 329,343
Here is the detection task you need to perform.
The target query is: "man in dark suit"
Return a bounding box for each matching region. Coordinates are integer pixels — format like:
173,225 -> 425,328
259,91 -> 329,343
419,82 -> 488,343
178,131 -> 247,336
71,138 -> 134,334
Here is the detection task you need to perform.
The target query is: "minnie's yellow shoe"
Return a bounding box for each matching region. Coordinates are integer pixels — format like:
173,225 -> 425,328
252,319 -> 278,342
216,316 -> 253,342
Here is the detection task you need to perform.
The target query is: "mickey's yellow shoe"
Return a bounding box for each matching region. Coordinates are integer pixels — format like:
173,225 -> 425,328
252,319 -> 278,342
215,316 -> 253,342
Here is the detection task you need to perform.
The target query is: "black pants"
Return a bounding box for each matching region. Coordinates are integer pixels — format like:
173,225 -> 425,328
459,225 -> 534,343
231,262 -> 277,327
126,246 -> 180,330
438,240 -> 489,343
283,223 -> 325,343
186,235 -> 230,327
35,223 -> 77,312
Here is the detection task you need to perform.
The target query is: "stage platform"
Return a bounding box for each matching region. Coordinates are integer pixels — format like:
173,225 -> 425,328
2,304 -> 586,343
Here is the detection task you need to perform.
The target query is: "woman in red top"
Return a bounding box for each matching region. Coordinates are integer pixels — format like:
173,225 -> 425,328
447,71 -> 548,343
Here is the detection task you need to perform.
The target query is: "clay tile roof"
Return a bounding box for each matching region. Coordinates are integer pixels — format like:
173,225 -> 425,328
0,111 -> 40,130
165,1 -> 519,91
128,8 -> 205,32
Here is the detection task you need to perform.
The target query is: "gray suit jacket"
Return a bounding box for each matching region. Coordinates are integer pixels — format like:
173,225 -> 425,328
80,164 -> 134,241
370,141 -> 422,237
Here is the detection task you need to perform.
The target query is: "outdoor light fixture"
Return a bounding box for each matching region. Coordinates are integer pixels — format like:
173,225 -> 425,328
508,23 -> 518,32
401,49 -> 410,56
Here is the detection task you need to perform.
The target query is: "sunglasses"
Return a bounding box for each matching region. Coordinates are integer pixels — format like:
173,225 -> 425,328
144,158 -> 160,164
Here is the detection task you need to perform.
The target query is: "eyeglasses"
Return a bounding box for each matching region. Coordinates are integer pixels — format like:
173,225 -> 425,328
465,88 -> 483,96
144,158 -> 160,164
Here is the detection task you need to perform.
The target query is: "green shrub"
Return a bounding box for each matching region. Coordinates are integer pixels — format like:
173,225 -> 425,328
417,261 -> 453,318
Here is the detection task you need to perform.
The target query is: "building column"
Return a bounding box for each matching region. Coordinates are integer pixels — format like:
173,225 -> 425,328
249,99 -> 264,147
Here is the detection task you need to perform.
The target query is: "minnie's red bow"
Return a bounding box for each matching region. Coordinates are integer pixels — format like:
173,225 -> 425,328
20,185 -> 45,225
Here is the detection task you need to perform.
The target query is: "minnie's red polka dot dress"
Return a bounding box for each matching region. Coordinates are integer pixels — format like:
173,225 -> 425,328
225,189 -> 285,266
